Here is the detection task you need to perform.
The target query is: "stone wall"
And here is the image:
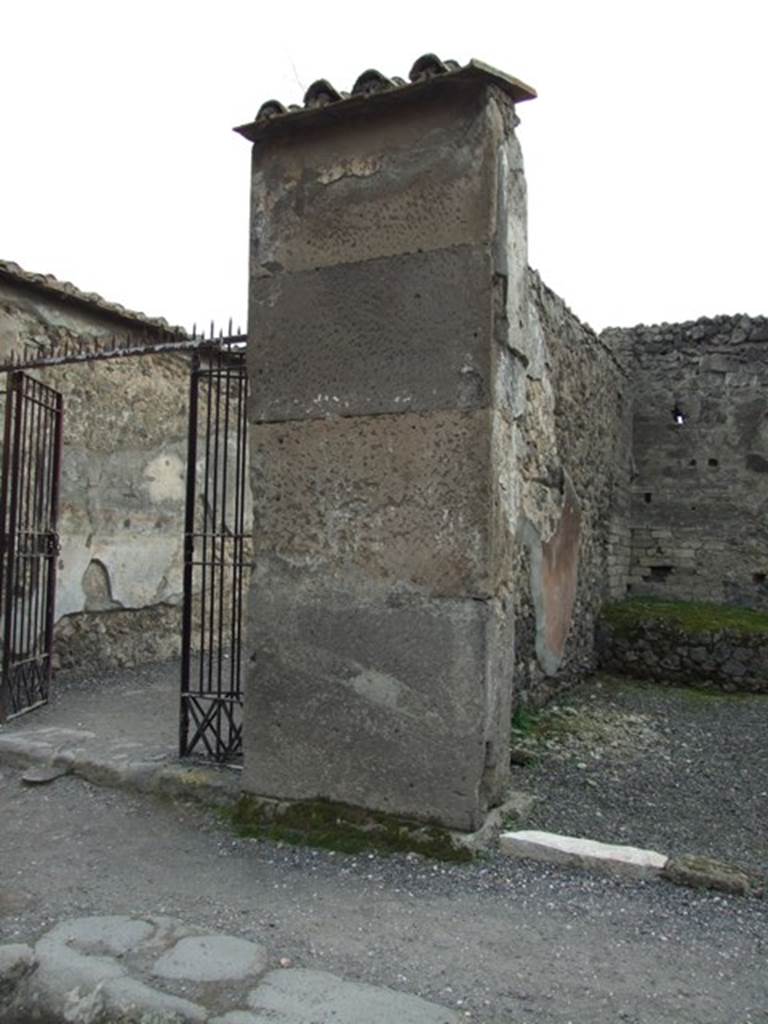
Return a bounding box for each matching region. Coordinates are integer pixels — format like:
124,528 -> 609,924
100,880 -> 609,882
239,55 -> 638,829
511,272 -> 631,706
603,315 -> 768,610
598,616 -> 768,693
243,72 -> 536,831
0,270 -> 190,669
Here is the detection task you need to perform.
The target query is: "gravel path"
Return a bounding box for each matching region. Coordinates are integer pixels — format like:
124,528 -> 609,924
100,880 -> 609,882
517,675 -> 768,873
1,768 -> 767,1024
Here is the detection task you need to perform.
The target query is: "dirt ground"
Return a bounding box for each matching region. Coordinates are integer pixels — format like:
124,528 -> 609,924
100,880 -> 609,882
0,661 -> 767,1023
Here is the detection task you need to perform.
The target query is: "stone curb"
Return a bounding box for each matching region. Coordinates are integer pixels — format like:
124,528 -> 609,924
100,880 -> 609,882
0,730 -> 241,811
500,829 -> 766,898
1,729 -> 764,897
0,728 -> 537,859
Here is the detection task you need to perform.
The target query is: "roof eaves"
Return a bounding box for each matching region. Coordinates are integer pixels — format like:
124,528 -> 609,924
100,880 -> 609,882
0,260 -> 187,337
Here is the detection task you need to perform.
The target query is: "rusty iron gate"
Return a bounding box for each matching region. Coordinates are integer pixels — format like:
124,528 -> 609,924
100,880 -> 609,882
0,372 -> 63,722
180,344 -> 249,760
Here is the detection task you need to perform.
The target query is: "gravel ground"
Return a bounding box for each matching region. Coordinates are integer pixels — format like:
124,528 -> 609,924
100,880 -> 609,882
516,675 -> 768,873
1,662 -> 768,1021
1,769 -> 767,1024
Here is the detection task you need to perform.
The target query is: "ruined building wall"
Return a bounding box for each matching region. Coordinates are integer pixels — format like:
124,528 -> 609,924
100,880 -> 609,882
602,315 -> 768,609
510,271 -> 631,706
240,56 -> 637,827
0,273 -> 189,668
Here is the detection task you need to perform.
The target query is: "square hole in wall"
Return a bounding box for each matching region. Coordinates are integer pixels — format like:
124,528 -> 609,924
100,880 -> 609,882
708,458 -> 719,467
644,565 -> 674,581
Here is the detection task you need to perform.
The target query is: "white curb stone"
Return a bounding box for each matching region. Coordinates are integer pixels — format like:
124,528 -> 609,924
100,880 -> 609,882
500,829 -> 668,879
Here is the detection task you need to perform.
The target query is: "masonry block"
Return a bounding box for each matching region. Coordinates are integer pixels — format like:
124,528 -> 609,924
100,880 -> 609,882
244,559 -> 513,830
240,60 -> 532,829
249,245 -> 493,422
248,90 -> 499,278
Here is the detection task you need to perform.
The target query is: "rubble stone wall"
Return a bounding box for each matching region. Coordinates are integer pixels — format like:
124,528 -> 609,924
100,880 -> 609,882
511,272 -> 631,707
597,617 -> 768,693
603,316 -> 768,610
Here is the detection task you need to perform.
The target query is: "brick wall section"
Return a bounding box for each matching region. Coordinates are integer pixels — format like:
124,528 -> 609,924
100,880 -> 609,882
603,315 -> 768,610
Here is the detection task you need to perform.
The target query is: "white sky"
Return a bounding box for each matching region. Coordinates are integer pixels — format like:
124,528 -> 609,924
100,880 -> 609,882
2,0 -> 766,333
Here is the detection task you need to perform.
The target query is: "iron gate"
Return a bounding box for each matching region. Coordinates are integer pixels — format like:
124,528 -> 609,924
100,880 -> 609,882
180,344 -> 249,760
0,372 -> 63,722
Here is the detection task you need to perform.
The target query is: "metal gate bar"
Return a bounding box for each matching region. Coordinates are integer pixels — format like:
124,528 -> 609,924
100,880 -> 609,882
180,344 -> 248,760
0,372 -> 63,721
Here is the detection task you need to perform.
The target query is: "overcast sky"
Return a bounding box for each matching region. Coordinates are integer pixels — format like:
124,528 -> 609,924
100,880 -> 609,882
2,0 -> 766,333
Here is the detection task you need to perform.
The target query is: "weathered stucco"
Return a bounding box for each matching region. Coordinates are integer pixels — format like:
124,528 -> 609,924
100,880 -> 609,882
507,273 -> 631,706
0,275 -> 190,668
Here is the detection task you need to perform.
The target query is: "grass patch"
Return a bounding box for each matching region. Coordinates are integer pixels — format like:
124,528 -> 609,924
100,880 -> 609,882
225,796 -> 473,863
602,597 -> 768,637
511,705 -> 539,735
596,673 -> 754,703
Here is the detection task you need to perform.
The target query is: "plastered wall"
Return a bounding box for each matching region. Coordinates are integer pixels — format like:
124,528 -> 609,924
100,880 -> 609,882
0,277 -> 189,668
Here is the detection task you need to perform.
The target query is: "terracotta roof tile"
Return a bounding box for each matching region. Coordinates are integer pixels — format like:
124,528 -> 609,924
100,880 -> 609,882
0,259 -> 186,336
236,54 -> 536,143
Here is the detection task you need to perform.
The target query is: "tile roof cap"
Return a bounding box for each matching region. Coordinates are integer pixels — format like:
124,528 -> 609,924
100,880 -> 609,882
236,55 -> 536,144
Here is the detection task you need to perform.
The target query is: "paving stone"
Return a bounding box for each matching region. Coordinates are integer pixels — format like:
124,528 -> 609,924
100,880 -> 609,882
662,854 -> 763,897
102,975 -> 207,1022
210,1013 -> 264,1024
500,829 -> 668,879
247,968 -> 460,1023
0,943 -> 35,1000
21,763 -> 71,785
40,914 -> 155,956
153,934 -> 268,982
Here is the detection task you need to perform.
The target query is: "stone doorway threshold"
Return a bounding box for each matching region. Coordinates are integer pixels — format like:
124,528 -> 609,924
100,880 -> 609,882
0,658 -> 239,810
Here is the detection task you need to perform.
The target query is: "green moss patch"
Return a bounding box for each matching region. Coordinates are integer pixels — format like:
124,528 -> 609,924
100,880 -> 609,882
602,598 -> 768,637
225,796 -> 473,863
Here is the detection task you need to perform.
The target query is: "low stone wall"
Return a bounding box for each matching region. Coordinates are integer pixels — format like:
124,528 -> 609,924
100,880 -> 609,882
54,605 -> 182,671
597,604 -> 768,692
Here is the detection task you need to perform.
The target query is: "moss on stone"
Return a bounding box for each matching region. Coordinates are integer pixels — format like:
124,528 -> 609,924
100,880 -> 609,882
225,796 -> 474,863
602,598 -> 768,637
